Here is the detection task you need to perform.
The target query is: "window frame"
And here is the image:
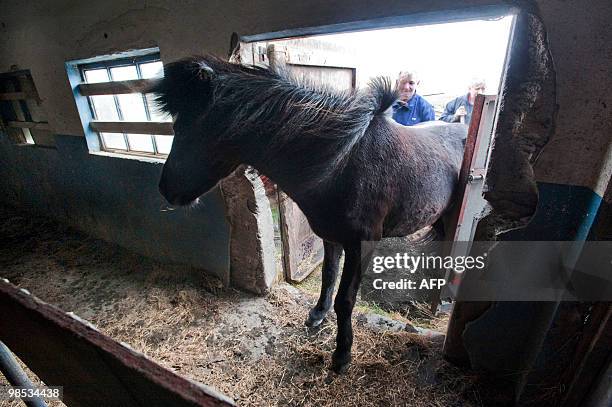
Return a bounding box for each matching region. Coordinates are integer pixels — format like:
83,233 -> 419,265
0,70 -> 50,146
66,48 -> 174,159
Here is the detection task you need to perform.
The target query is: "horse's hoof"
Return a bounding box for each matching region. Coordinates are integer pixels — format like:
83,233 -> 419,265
331,351 -> 351,374
305,310 -> 325,327
305,315 -> 324,327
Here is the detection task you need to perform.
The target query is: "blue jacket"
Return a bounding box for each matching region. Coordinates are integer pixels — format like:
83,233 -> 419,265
391,94 -> 435,126
439,94 -> 474,124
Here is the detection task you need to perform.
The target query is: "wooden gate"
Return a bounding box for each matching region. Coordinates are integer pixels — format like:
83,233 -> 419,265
265,39 -> 357,281
231,37 -> 356,282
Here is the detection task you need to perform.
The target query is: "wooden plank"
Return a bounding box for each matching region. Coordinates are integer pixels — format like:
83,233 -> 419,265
79,79 -> 159,96
287,64 -> 356,91
450,94 -> 487,235
0,92 -> 27,101
0,278 -> 234,407
90,120 -> 174,135
283,38 -> 358,69
277,191 -> 324,282
267,43 -> 353,282
7,121 -> 51,131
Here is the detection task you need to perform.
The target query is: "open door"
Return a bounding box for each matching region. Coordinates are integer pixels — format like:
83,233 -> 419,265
439,94 -> 501,361
444,94 -> 499,296
259,39 -> 357,282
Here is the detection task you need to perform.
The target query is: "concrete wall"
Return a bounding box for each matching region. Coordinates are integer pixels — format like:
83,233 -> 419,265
534,0 -> 612,196
0,133 -> 230,282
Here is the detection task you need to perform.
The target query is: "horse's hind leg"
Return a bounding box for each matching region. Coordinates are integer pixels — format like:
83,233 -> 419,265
305,240 -> 343,327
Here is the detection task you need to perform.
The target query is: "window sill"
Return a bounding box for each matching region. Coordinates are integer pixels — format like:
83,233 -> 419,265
89,150 -> 166,164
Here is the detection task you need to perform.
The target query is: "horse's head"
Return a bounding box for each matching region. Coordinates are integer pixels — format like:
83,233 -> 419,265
153,57 -> 239,206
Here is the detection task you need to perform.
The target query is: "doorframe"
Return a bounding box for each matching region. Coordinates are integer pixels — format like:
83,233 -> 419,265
229,4 -> 519,288
239,5 -> 516,43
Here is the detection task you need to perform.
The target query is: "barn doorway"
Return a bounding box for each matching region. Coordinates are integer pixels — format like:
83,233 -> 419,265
234,13 -> 515,308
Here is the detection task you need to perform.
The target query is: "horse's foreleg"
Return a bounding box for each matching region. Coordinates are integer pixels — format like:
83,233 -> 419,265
331,243 -> 362,373
306,240 -> 343,327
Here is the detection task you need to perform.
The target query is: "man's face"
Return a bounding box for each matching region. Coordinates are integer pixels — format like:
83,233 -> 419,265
469,83 -> 486,98
398,75 -> 418,102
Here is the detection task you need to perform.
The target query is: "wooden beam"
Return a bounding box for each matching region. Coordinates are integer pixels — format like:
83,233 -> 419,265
0,92 -> 27,101
6,121 -> 51,131
90,121 -> 173,135
79,79 -> 160,96
0,278 -> 234,407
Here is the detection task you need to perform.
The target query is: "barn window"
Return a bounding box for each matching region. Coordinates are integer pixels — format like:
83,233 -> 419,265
66,48 -> 173,158
0,70 -> 51,146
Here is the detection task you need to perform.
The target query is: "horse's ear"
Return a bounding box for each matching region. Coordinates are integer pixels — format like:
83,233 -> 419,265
194,61 -> 215,81
151,57 -> 215,116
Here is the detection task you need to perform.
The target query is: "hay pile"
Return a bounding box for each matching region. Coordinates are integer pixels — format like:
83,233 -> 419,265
0,207 -> 481,406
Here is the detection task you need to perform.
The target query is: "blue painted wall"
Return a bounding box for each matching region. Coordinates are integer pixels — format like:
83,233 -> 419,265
464,181 -> 607,403
0,133 -> 230,282
503,182 -> 603,241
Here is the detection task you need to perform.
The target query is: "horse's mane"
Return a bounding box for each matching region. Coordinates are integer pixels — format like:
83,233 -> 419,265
153,55 -> 398,189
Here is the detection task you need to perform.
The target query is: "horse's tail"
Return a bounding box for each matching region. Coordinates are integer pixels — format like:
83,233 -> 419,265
149,56 -> 214,117
367,77 -> 398,116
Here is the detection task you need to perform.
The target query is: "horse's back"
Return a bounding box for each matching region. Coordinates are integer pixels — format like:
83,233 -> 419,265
303,119 -> 467,241
394,120 -> 467,169
363,119 -> 467,237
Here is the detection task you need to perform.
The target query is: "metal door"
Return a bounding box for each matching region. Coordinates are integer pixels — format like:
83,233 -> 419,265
443,94 -> 499,297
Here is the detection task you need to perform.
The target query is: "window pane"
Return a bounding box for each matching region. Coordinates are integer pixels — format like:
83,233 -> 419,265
145,93 -> 172,122
101,132 -> 127,150
154,135 -> 173,154
84,69 -> 109,83
110,65 -> 138,81
140,61 -> 163,79
22,128 -> 35,144
126,133 -> 155,152
91,95 -> 119,120
116,94 -> 147,121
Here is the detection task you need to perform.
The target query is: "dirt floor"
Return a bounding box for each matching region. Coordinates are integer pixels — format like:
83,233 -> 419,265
0,206 -> 483,407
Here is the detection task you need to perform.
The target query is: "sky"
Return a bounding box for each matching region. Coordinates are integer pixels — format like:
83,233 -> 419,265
312,16 -> 514,101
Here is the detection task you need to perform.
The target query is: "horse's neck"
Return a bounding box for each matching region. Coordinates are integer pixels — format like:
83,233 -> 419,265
243,143 -> 332,203
222,81 -> 370,202
238,121 -> 357,203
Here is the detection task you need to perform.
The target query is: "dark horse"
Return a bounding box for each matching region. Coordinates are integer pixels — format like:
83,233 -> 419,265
153,56 -> 466,373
